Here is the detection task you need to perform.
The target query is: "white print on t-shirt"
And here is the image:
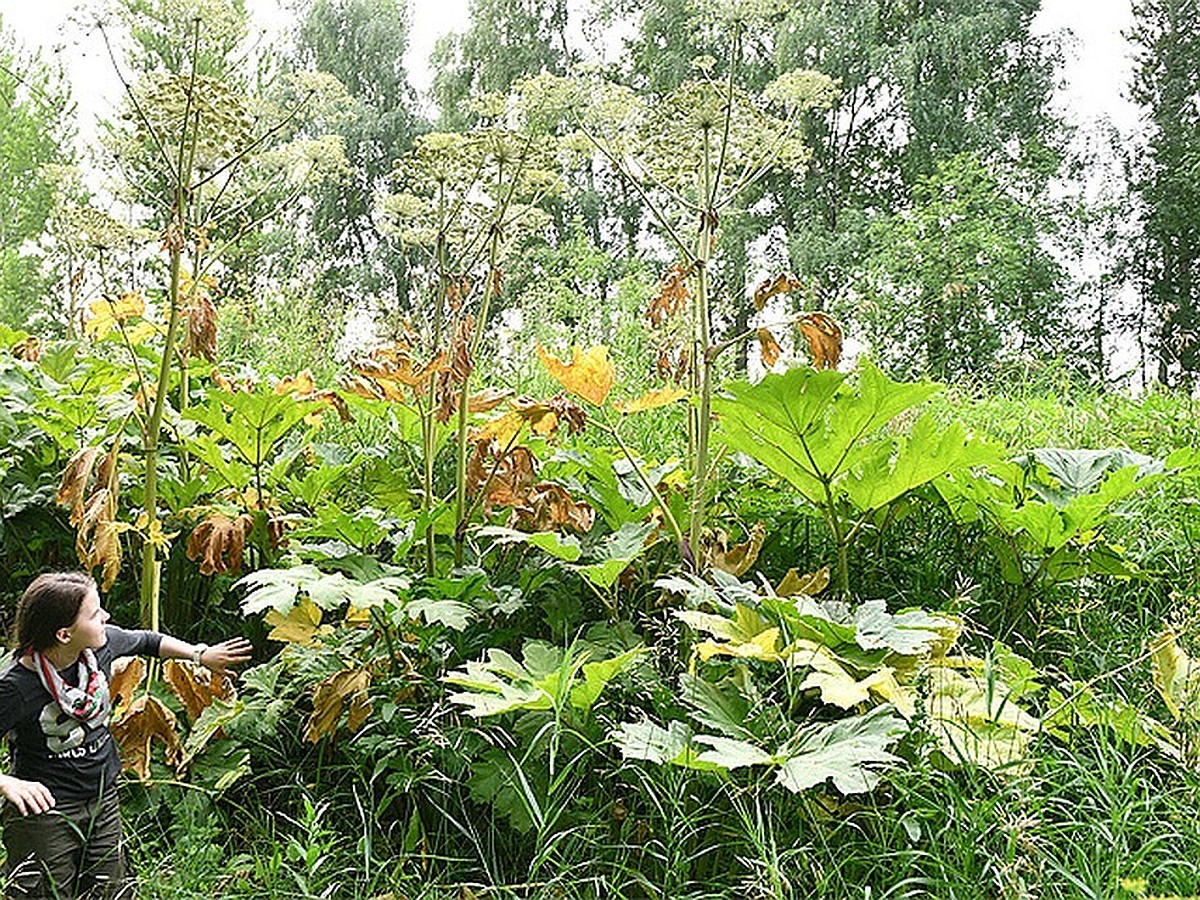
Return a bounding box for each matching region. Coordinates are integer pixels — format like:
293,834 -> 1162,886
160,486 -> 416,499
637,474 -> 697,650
39,700 -> 87,754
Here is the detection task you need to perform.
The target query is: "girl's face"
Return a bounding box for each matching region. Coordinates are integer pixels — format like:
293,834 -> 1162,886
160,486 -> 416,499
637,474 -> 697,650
61,587 -> 110,653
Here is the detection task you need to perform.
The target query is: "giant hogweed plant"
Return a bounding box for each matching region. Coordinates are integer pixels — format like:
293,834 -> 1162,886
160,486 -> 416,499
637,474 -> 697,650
714,360 -> 997,595
375,113 -> 562,573
937,446 -> 1200,633
47,15 -> 349,629
512,33 -> 840,565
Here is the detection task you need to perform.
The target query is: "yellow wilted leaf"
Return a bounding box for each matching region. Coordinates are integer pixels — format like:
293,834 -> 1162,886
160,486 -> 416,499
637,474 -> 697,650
275,370 -> 317,396
109,657 -> 146,720
696,627 -> 780,662
537,344 -> 615,406
1150,628 -> 1200,721
797,312 -> 842,371
925,667 -> 1040,773
305,667 -> 372,742
614,386 -> 688,415
124,321 -> 161,344
85,292 -> 146,339
776,565 -> 830,598
344,605 -> 372,627
792,642 -> 907,713
265,596 -> 332,646
163,659 -> 234,724
112,695 -> 184,780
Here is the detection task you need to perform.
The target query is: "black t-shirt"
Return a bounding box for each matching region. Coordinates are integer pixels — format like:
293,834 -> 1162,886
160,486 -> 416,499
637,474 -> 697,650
0,625 -> 162,801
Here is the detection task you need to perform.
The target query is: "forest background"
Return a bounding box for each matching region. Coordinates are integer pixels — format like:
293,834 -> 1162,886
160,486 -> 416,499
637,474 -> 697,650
5,0 -> 1200,898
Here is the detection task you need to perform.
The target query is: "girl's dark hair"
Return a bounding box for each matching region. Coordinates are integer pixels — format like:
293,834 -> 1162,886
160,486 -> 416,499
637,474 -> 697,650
12,572 -> 96,654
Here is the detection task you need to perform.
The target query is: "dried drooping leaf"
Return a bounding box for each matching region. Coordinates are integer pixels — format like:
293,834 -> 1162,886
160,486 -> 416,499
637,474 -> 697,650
545,393 -> 588,435
11,336 -> 41,362
752,274 -> 803,312
436,316 -> 476,423
467,387 -> 514,415
305,667 -> 372,742
265,596 -> 333,646
647,263 -> 691,326
537,344 -> 615,406
797,312 -> 842,370
489,266 -> 503,299
274,371 -> 352,425
109,657 -> 146,720
513,482 -> 596,534
704,521 -> 767,576
85,292 -> 146,339
756,328 -> 783,368
112,695 -> 184,780
446,276 -> 472,312
656,346 -> 691,384
476,396 -> 565,445
469,442 -> 539,508
776,565 -> 831,598
59,442 -> 122,590
164,659 -> 235,724
355,343 -> 447,394
614,386 -> 689,415
186,513 -> 253,576
211,369 -> 256,393
186,294 -> 218,361
274,370 -> 317,396
57,446 -> 100,526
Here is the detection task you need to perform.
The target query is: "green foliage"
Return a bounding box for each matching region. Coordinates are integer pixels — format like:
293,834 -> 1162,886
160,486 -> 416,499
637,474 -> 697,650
714,361 -> 994,591
0,29 -> 75,332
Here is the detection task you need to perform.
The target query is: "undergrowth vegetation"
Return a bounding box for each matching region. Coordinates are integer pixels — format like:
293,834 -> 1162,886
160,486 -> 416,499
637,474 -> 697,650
4,4 -> 1200,899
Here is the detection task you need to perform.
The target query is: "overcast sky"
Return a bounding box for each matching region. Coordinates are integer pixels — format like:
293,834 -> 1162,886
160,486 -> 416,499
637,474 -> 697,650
1,0 -> 1141,141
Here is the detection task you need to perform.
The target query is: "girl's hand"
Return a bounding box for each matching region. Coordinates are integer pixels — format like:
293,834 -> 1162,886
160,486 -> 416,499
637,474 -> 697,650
200,637 -> 254,675
0,774 -> 55,816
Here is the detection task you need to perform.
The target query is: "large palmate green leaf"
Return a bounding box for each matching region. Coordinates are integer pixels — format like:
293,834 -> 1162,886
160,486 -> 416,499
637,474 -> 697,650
237,565 -> 410,614
1027,446 -> 1162,505
185,388 -> 316,472
775,705 -> 907,795
937,449 -> 1174,587
445,641 -> 644,718
714,361 -> 941,505
853,600 -> 959,656
842,415 -> 996,512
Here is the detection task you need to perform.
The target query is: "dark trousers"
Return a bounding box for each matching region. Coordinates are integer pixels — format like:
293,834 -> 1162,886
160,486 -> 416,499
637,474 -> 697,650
2,789 -> 130,899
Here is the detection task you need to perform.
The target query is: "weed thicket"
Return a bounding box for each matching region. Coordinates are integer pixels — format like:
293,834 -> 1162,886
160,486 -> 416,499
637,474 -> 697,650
100,377 -> 1200,900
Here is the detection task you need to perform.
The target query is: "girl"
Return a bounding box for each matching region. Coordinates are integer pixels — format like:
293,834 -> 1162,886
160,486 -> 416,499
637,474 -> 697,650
0,571 -> 252,899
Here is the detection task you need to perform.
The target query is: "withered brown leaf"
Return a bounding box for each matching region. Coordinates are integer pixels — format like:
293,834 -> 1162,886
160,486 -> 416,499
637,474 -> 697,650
164,658 -> 235,725
797,312 -> 842,371
305,668 -> 372,743
752,274 -> 803,312
186,513 -> 253,576
112,695 -> 184,780
704,521 -> 767,577
756,328 -> 783,368
647,263 -> 691,326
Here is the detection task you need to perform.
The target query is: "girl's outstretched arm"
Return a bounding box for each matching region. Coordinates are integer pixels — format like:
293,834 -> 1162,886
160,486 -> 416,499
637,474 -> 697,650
157,636 -> 253,675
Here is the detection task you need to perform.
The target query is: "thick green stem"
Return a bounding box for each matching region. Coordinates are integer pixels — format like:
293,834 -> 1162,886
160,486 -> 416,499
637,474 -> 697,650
453,226 -> 502,566
687,128 -> 716,563
141,231 -> 184,630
